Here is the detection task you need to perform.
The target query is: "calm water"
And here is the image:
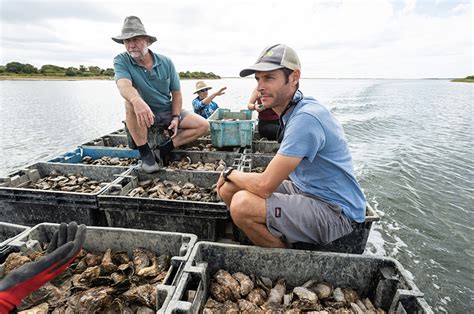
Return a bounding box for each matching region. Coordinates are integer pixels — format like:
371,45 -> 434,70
0,79 -> 473,312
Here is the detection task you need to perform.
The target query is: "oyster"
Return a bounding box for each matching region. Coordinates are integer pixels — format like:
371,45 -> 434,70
210,280 -> 232,303
265,278 -> 286,305
232,272 -> 254,296
121,284 -> 157,308
17,302 -> 49,314
246,288 -> 267,306
214,269 -> 241,300
67,286 -> 114,312
3,252 -> 31,275
133,248 -> 151,273
101,248 -> 117,273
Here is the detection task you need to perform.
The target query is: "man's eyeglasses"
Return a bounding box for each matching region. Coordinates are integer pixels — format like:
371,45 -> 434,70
199,89 -> 210,93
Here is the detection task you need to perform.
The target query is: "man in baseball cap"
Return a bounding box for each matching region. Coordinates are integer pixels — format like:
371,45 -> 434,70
217,44 -> 366,249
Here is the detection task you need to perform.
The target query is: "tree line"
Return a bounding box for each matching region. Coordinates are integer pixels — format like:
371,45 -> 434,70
0,62 -> 114,77
0,62 -> 221,79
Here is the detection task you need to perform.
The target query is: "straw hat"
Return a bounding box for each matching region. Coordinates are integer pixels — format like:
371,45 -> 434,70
193,81 -> 213,94
112,16 -> 157,44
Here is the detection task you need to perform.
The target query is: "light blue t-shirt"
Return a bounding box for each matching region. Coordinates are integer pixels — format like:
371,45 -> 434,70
113,49 -> 181,113
278,90 -> 366,222
192,97 -> 219,119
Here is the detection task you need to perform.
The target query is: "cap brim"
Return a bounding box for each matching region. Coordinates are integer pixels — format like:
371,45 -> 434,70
239,62 -> 284,77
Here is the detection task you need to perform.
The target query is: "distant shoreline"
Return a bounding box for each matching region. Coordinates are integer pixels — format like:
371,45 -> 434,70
0,76 -> 221,81
450,78 -> 474,83
0,75 -> 466,81
0,75 -> 113,81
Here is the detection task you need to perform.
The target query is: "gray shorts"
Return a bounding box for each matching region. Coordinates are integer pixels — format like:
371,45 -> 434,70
152,109 -> 191,126
266,180 -> 353,245
149,109 -> 191,148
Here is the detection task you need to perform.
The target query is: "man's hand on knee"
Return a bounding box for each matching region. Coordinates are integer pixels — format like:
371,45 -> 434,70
131,97 -> 155,128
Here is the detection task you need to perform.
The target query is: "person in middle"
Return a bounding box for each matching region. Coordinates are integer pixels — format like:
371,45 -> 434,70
247,87 -> 280,141
192,81 -> 227,119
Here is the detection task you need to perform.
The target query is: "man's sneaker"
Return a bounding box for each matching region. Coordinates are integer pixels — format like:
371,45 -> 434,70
140,154 -> 160,173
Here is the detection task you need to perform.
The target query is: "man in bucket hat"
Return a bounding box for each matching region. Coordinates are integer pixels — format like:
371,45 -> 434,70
192,81 -> 227,119
216,44 -> 366,248
112,16 -> 209,173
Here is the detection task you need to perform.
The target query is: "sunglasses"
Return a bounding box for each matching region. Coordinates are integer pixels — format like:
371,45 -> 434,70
199,89 -> 210,93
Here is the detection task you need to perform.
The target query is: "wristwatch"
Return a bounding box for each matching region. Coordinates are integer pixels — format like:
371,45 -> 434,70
222,167 -> 234,182
171,114 -> 181,121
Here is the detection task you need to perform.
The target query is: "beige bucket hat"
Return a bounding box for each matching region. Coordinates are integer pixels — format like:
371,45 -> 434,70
194,81 -> 213,94
112,16 -> 157,44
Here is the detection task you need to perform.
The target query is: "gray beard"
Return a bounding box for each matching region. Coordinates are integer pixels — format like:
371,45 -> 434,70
127,48 -> 149,60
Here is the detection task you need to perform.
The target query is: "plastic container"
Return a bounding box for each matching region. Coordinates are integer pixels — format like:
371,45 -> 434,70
251,139 -> 280,154
162,242 -> 433,313
0,222 -> 30,247
48,147 -> 139,165
208,109 -> 255,148
7,223 -> 197,312
108,128 -> 126,136
81,134 -> 129,148
170,150 -> 243,171
233,203 -> 379,254
99,168 -> 229,241
0,162 -> 127,226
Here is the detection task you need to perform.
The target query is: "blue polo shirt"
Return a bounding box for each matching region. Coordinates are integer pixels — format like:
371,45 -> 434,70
113,49 -> 181,112
278,90 -> 366,222
192,97 -> 219,119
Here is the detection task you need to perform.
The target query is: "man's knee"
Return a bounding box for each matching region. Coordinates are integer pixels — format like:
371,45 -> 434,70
229,191 -> 253,222
197,118 -> 210,136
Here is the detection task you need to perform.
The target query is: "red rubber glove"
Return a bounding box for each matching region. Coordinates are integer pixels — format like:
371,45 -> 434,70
0,222 -> 86,313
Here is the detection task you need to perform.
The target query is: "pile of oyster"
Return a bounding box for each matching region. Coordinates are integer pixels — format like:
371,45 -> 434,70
127,178 -> 220,202
185,143 -> 217,152
168,157 -> 226,171
114,144 -> 129,149
22,171 -> 105,193
81,156 -> 138,166
2,246 -> 170,313
251,166 -> 267,173
204,270 -> 386,313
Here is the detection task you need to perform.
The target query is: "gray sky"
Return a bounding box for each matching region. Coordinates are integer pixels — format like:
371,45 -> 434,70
0,0 -> 472,78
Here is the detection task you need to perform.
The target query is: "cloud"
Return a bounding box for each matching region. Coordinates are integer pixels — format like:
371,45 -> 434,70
0,0 -> 117,23
0,0 -> 471,78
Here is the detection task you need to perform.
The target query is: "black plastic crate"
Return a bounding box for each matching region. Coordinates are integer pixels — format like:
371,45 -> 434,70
0,162 -> 127,226
108,128 -> 126,136
233,203 -> 378,254
251,139 -> 280,154
7,223 -> 197,312
162,242 -> 432,313
0,222 -> 29,247
169,150 -> 243,171
235,152 -> 379,253
99,168 -> 229,241
81,134 -> 129,148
